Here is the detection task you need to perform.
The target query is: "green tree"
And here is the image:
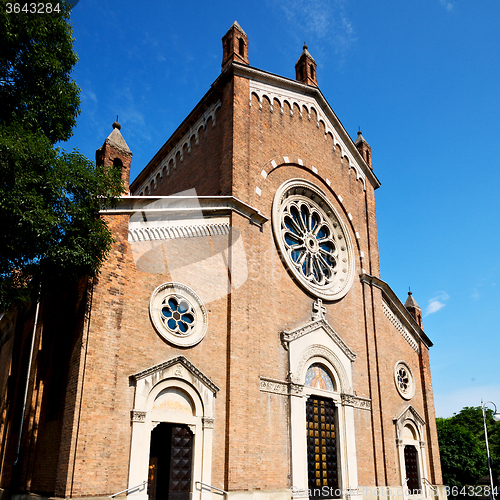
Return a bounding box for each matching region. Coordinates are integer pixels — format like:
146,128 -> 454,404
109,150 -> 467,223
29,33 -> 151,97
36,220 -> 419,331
0,2 -> 124,308
437,417 -> 487,488
0,0 -> 80,142
437,406 -> 500,496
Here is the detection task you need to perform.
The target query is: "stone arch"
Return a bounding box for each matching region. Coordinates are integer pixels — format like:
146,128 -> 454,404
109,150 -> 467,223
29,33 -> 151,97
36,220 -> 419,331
296,344 -> 351,394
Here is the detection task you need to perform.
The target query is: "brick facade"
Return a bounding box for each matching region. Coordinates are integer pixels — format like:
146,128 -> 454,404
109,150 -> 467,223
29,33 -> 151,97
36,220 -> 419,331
0,22 -> 444,500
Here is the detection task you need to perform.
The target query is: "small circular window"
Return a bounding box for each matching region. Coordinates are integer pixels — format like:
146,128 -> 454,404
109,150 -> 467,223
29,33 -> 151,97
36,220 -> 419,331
272,179 -> 354,300
150,283 -> 207,347
394,361 -> 415,400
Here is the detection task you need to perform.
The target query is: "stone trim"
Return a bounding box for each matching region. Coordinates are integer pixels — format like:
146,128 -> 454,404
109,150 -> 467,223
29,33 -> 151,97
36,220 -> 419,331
202,417 -> 215,429
359,273 -> 432,348
383,300 -> 419,353
260,377 -> 304,396
129,223 -> 230,242
296,345 -> 352,394
260,377 -> 289,395
130,410 -> 147,423
394,404 -> 426,429
130,355 -> 219,395
281,318 -> 356,362
100,195 -> 268,228
341,394 -> 372,411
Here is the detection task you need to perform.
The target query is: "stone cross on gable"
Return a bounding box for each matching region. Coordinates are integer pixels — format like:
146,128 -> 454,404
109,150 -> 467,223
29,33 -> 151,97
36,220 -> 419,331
312,298 -> 326,321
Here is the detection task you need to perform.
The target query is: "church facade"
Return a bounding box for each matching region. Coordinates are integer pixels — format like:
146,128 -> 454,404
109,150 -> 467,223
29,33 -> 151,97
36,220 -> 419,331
0,22 -> 446,500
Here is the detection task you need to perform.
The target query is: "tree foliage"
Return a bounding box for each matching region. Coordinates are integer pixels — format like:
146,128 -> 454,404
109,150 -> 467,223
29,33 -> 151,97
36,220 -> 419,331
0,2 -> 125,308
0,0 -> 80,143
437,406 -> 500,493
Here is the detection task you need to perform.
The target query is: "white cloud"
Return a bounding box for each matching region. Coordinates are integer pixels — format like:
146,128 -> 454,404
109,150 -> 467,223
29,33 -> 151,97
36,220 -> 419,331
434,384 -> 500,418
424,291 -> 449,316
440,0 -> 454,11
273,0 -> 356,63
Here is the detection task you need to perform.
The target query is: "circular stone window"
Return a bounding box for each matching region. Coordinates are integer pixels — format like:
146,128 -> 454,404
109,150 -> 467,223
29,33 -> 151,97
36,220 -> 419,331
394,361 -> 415,400
272,179 -> 355,301
150,283 -> 208,347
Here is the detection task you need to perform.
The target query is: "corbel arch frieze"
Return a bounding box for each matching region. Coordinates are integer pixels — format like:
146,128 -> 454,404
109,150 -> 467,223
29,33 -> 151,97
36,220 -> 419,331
137,100 -> 221,194
249,80 -> 367,189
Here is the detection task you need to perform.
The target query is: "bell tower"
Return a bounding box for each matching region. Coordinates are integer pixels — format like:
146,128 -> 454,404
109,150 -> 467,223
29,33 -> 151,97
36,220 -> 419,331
95,120 -> 133,194
221,21 -> 249,70
355,130 -> 373,170
295,44 -> 318,87
405,290 -> 423,328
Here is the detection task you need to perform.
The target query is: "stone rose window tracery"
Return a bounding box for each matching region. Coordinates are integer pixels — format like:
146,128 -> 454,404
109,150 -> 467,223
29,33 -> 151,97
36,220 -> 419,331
272,179 -> 354,301
150,283 -> 208,347
394,361 -> 415,400
283,201 -> 337,286
161,295 -> 195,335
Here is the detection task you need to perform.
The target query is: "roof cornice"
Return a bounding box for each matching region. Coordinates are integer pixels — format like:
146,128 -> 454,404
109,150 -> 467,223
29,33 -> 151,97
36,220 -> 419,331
100,195 -> 268,227
359,273 -> 433,348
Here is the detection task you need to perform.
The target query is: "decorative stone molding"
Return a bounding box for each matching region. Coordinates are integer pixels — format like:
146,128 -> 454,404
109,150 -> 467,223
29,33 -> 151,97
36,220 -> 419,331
129,223 -> 230,242
259,377 -> 305,396
260,377 -> 289,395
249,80 -> 367,189
102,195 -> 268,228
136,100 -> 221,195
394,405 -> 426,433
281,318 -> 356,363
341,394 -> 372,411
202,417 -> 215,429
383,300 -> 419,353
360,273 -> 432,349
131,410 -> 147,422
130,355 -> 220,395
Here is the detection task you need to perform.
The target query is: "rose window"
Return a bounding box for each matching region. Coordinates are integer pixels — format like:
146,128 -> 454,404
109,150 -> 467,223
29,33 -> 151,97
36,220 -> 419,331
283,201 -> 337,286
394,361 -> 415,400
161,295 -> 195,335
396,366 -> 410,394
272,180 -> 354,301
150,283 -> 208,347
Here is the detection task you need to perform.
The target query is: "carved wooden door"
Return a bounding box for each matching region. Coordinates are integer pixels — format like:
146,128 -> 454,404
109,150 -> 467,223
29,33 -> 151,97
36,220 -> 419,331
306,397 -> 339,498
404,444 -> 420,494
148,423 -> 193,500
168,425 -> 193,500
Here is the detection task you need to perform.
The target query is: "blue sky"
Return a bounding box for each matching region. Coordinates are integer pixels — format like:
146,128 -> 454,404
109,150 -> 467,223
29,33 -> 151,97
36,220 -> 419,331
64,0 -> 500,418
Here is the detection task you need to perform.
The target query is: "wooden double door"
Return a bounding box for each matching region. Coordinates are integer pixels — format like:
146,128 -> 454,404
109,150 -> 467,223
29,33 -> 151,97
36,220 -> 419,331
148,423 -> 193,500
306,396 -> 340,498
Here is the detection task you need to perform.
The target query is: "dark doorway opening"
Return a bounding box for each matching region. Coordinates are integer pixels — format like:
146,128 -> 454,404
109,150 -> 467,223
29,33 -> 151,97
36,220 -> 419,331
148,423 -> 193,500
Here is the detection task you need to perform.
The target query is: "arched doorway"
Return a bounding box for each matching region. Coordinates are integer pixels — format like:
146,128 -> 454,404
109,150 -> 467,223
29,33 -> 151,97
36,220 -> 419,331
128,356 -> 219,500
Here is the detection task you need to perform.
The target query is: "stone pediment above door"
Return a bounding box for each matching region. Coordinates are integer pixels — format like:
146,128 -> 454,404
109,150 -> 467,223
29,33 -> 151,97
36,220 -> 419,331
130,355 -> 220,404
280,300 -> 356,363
